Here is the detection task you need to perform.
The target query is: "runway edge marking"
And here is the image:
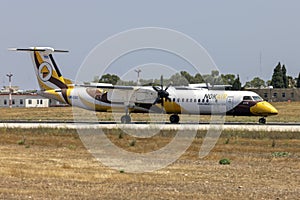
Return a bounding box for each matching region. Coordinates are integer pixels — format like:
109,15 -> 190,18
1,123 -> 300,132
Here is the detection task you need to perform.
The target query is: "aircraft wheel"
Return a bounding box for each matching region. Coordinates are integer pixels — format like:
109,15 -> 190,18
259,117 -> 266,124
169,114 -> 180,124
121,115 -> 131,124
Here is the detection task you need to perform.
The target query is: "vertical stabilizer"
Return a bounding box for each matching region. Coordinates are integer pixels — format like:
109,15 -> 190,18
9,47 -> 73,104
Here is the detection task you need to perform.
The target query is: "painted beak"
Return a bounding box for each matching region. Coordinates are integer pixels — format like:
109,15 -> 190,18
250,101 -> 278,116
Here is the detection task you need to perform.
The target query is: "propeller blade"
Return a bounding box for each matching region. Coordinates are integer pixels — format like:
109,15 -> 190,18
160,75 -> 163,90
165,82 -> 172,91
152,75 -> 170,111
153,97 -> 160,105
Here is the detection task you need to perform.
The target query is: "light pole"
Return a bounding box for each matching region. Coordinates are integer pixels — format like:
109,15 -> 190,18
135,68 -> 141,86
6,73 -> 13,108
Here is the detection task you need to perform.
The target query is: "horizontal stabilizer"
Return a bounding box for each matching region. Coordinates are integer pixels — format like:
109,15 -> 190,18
8,47 -> 69,53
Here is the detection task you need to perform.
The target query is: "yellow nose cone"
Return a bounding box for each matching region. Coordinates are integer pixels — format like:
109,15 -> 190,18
250,101 -> 278,116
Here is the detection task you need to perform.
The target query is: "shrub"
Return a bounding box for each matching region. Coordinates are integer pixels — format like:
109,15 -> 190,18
129,140 -> 136,147
271,139 -> 276,148
225,138 -> 230,144
17,139 -> 25,145
219,158 -> 231,165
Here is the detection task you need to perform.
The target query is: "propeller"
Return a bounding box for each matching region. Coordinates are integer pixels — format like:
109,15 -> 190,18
152,75 -> 172,108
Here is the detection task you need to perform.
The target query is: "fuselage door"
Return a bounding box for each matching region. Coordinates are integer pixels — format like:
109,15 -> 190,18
226,96 -> 234,112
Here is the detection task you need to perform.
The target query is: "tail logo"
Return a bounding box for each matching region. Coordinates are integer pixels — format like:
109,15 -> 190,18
38,62 -> 53,82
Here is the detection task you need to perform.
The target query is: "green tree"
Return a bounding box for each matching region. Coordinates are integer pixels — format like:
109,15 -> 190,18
193,73 -> 204,83
180,71 -> 194,83
287,76 -> 296,88
244,77 -> 265,88
270,62 -> 284,88
203,70 -> 223,85
211,70 -> 219,77
99,73 -> 120,85
282,65 -> 288,88
297,73 -> 300,88
232,75 -> 241,90
221,74 -> 235,85
169,73 -> 189,86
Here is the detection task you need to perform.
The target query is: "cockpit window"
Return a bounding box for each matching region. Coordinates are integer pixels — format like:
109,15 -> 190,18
252,96 -> 263,101
243,96 -> 252,101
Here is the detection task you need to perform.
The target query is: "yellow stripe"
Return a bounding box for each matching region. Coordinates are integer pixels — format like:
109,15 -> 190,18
35,51 -> 43,64
164,101 -> 182,113
37,77 -> 52,90
37,79 -> 64,103
64,78 -> 74,88
66,88 -> 74,105
42,89 -> 65,103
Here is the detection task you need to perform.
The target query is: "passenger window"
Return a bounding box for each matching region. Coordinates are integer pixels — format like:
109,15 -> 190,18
173,98 -> 176,102
198,99 -> 201,103
182,98 -> 184,102
177,98 -> 180,102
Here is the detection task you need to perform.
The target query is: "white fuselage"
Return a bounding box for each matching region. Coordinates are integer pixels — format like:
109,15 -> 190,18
54,86 -> 259,115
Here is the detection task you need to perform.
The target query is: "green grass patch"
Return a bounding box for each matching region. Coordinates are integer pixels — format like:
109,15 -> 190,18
271,152 -> 289,157
17,139 -> 25,145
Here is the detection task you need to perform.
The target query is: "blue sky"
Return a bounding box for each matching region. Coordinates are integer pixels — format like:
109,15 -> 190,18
1,0 -> 299,89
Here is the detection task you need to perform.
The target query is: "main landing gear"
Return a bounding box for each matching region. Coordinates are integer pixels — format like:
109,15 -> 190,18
259,117 -> 266,124
169,114 -> 180,124
121,106 -> 132,124
121,115 -> 131,124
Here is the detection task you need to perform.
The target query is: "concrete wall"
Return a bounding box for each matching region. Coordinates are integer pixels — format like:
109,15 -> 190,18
248,88 -> 300,102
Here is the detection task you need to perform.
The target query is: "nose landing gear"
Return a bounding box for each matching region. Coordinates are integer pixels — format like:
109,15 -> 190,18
259,117 -> 266,124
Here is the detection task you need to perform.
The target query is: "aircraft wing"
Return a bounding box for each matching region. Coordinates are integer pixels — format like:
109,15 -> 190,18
106,87 -> 157,104
76,84 -> 134,90
78,84 -> 157,104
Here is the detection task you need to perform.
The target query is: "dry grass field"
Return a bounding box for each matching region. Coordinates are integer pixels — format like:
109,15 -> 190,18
0,102 -> 299,199
0,128 -> 299,199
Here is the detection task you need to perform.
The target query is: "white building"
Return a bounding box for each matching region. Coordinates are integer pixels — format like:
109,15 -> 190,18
0,93 -> 49,108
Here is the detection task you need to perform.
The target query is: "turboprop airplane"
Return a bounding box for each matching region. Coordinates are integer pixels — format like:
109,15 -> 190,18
9,47 -> 278,124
